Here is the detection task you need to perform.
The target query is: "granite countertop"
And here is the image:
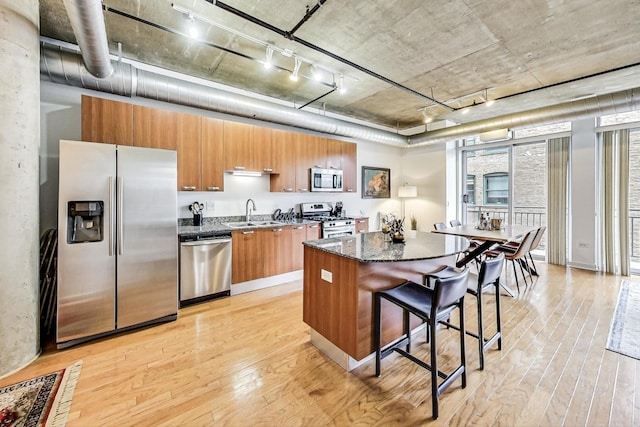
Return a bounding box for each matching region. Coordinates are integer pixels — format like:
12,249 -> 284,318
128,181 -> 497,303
178,216 -> 319,237
303,231 -> 469,262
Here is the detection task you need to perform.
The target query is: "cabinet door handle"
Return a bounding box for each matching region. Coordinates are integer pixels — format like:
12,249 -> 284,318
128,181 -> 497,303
272,228 -> 283,232
283,188 -> 293,192
298,188 -> 308,192
346,189 -> 354,192
206,186 -> 220,191
313,164 -> 324,168
263,168 -> 273,173
294,226 -> 304,230
309,225 -> 319,229
358,230 -> 366,233
357,219 -> 365,223
234,166 -> 246,170
181,185 -> 196,191
242,230 -> 254,235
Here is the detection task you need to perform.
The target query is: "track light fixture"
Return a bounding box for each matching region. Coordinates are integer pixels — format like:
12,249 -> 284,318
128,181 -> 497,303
264,45 -> 274,69
338,74 -> 346,94
186,13 -> 198,39
290,56 -> 302,81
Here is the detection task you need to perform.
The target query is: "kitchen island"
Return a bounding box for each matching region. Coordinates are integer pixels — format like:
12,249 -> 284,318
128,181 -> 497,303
302,231 -> 469,370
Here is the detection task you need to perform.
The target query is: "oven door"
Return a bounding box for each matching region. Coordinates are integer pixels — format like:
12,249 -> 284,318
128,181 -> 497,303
323,225 -> 355,239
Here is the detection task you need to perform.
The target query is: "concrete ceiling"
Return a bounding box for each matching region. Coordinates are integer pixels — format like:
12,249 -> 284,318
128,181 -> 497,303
39,0 -> 640,132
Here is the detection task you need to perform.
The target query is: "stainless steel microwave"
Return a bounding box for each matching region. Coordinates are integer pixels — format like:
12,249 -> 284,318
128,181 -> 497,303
311,168 -> 343,192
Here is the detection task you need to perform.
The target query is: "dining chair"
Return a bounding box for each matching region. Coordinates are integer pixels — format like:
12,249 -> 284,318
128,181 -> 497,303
502,226 -> 546,275
433,222 -> 447,230
374,267 -> 470,420
486,229 -> 537,292
449,219 -> 462,227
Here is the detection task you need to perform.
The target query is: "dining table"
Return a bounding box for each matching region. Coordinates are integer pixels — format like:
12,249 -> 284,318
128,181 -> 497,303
432,223 -> 539,296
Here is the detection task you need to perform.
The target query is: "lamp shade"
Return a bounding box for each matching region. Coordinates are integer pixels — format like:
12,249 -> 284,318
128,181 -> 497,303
398,185 -> 417,198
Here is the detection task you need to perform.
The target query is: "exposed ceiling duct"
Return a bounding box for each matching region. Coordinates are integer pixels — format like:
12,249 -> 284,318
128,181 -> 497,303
62,0 -> 113,79
40,43 -> 407,147
408,89 -> 640,147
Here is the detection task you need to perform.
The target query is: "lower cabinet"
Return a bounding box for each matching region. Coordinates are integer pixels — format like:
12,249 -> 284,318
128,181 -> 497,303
232,223 -> 322,284
231,229 -> 264,283
261,227 -> 292,277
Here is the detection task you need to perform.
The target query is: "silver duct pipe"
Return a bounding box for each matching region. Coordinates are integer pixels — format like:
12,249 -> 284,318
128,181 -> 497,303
410,88 -> 640,146
39,43 -> 407,146
62,0 -> 113,78
40,43 -> 640,147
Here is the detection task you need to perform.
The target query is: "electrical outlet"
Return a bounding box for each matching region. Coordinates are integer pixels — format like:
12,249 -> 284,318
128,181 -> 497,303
206,201 -> 215,211
578,242 -> 588,248
321,269 -> 333,283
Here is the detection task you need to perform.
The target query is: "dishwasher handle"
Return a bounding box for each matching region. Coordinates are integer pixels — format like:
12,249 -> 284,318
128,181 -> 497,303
180,238 -> 232,246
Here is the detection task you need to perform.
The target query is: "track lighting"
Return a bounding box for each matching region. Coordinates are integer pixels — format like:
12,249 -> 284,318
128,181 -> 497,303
264,46 -> 273,69
290,56 -> 302,81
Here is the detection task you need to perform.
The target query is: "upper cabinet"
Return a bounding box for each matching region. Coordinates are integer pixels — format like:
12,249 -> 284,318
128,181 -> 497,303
81,95 -> 133,145
201,117 -> 225,192
270,129 -> 296,192
176,113 -> 202,191
133,105 -> 177,150
341,140 -> 358,193
326,138 -> 343,170
223,122 -> 274,173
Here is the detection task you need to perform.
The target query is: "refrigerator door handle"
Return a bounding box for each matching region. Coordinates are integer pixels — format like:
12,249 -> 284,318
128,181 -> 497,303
109,176 -> 114,256
117,176 -> 124,255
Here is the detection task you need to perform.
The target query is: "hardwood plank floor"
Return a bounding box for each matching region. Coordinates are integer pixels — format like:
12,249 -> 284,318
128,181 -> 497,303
2,263 -> 638,426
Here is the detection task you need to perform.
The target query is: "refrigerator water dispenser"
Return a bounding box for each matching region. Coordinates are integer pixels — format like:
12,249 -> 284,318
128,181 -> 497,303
67,201 -> 104,243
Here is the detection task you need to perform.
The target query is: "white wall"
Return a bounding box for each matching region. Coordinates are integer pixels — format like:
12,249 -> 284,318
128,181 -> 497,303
396,143 -> 449,232
39,82 -> 408,232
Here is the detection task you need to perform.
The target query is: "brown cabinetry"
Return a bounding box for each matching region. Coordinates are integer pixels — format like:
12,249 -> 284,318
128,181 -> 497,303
270,129 -> 296,192
231,229 -> 264,283
81,95 -> 133,145
291,225 -> 307,271
223,121 -> 274,173
133,105 -> 177,150
326,138 -> 343,170
261,227 -> 292,277
306,223 -> 322,239
176,113 -> 201,191
341,140 -> 358,193
201,117 -> 225,192
355,218 -> 369,233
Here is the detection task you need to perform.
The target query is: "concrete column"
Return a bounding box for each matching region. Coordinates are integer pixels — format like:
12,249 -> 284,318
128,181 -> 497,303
0,0 -> 41,377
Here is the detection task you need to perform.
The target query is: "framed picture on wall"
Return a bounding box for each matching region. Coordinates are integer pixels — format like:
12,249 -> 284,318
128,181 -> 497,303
362,166 -> 391,198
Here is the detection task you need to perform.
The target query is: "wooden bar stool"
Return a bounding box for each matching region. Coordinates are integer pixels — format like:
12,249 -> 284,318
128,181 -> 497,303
374,267 -> 469,420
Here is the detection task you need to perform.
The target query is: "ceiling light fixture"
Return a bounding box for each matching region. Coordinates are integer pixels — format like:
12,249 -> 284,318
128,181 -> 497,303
338,74 -> 346,94
311,64 -> 322,81
290,56 -> 302,81
186,13 -> 198,39
264,45 -> 274,69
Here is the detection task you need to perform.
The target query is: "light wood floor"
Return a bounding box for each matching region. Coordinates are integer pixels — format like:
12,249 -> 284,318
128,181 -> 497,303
3,263 -> 639,426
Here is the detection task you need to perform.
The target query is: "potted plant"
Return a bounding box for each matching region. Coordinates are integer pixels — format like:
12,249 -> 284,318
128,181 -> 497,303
410,216 -> 417,231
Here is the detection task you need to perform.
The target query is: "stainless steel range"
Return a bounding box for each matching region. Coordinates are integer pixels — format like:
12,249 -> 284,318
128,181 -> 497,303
300,202 -> 356,238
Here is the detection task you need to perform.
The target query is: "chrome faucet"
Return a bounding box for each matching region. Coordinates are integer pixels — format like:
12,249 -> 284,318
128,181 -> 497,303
245,198 -> 256,222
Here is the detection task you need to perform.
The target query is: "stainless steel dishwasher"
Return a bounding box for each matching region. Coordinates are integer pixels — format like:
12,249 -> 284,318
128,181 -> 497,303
179,231 -> 232,306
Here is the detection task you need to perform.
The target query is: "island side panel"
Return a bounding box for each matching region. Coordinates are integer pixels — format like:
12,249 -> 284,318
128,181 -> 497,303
303,246 -> 360,357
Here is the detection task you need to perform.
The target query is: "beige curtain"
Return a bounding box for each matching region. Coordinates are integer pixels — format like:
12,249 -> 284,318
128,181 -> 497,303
547,137 -> 570,265
601,129 -> 630,275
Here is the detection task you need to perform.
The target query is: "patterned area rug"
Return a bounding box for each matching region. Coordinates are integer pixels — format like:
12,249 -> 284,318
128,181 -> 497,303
0,360 -> 82,427
607,281 -> 640,360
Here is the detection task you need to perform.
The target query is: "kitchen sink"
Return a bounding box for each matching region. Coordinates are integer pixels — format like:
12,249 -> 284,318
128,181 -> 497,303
224,221 -> 285,228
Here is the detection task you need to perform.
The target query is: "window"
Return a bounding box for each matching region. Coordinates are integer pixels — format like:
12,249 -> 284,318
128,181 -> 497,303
484,172 -> 508,205
466,174 -> 476,205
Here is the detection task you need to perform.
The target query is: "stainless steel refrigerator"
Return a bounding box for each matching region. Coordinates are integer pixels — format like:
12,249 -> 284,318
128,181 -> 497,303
57,140 -> 178,348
